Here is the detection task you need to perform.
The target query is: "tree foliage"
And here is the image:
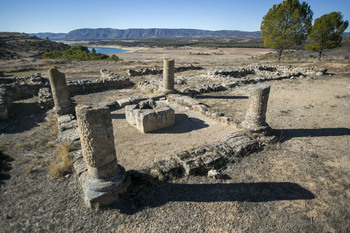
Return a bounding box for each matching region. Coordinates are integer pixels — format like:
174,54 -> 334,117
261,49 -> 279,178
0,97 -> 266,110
42,45 -> 119,61
305,12 -> 349,59
261,0 -> 313,60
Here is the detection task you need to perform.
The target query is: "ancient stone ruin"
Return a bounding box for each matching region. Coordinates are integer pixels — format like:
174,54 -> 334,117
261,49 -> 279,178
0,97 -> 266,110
48,66 -> 72,115
126,64 -> 202,76
76,105 -> 130,208
163,58 -> 175,94
241,85 -> 271,133
0,60 -> 330,208
125,99 -> 175,133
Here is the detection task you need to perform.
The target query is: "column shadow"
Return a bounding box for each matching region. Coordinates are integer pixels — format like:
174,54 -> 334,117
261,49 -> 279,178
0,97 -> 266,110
0,150 -> 13,188
196,95 -> 248,100
273,128 -> 350,143
1,102 -> 46,134
115,173 -> 315,215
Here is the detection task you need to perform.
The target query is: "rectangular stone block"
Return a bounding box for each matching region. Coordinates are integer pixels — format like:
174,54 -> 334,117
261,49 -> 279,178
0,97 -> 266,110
125,103 -> 175,133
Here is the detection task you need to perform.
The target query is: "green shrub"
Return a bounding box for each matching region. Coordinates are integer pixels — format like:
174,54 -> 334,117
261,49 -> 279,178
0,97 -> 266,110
42,45 -> 119,61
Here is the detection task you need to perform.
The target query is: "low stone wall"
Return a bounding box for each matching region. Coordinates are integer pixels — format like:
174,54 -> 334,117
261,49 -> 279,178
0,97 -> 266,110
38,87 -> 54,109
127,65 -> 203,76
168,94 -> 233,125
149,132 -> 259,181
1,71 -> 132,104
56,99 -> 262,185
208,65 -> 327,79
0,71 -> 133,115
0,87 -> 12,120
136,64 -> 328,96
66,76 -> 131,95
0,74 -> 49,101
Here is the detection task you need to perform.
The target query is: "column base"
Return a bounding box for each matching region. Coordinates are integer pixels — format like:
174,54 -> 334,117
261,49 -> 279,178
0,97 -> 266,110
241,121 -> 272,134
54,105 -> 75,116
162,88 -> 176,95
82,165 -> 131,209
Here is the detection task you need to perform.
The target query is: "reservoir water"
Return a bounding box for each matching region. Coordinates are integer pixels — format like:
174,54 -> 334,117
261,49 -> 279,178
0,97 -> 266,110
88,47 -> 126,53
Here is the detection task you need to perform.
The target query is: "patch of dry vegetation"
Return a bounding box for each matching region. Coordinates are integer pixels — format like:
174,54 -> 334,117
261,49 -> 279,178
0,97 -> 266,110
49,144 -> 73,178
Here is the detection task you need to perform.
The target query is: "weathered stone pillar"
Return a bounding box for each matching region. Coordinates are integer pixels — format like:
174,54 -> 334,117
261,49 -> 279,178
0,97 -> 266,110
76,105 -> 129,208
163,58 -> 175,94
48,66 -> 72,115
241,85 -> 271,132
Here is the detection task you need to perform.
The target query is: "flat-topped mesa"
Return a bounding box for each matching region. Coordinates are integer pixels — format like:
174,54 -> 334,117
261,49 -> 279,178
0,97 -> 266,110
163,58 -> 175,94
241,85 -> 271,133
48,66 -> 72,115
75,105 -> 129,208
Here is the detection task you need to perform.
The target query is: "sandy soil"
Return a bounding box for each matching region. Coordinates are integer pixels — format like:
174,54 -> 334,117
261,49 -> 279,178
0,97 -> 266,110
1,47 -> 350,232
112,101 -> 238,170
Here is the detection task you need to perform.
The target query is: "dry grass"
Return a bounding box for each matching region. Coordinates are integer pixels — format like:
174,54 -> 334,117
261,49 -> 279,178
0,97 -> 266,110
47,114 -> 58,137
49,144 -> 73,178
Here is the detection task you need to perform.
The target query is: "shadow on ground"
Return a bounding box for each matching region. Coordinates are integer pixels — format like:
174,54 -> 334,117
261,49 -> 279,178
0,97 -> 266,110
111,113 -> 209,134
274,128 -> 350,142
0,150 -> 13,187
196,95 -> 248,100
115,172 -> 315,215
153,114 -> 209,134
111,113 -> 126,120
1,102 -> 46,134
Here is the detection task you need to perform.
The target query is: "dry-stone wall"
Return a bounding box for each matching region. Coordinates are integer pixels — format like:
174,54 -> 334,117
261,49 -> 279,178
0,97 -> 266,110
0,73 -> 48,100
67,76 -> 131,94
136,65 -> 327,96
0,70 -> 133,116
0,87 -> 12,120
168,94 -> 233,124
67,69 -> 131,94
127,65 -> 203,76
149,132 -> 259,181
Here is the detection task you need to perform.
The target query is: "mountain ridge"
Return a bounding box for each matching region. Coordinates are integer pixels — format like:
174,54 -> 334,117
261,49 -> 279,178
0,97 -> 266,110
32,28 -> 262,40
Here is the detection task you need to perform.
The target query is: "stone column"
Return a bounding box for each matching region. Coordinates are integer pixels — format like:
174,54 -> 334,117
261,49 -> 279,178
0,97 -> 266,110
241,85 -> 271,132
48,66 -> 72,115
163,58 -> 175,94
75,105 -> 129,208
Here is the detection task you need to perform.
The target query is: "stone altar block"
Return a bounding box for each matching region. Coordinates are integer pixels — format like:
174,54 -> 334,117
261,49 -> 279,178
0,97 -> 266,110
125,100 -> 175,133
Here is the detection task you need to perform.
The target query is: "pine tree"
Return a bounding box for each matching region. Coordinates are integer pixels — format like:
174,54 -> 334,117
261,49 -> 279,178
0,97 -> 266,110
306,12 -> 349,60
261,0 -> 313,60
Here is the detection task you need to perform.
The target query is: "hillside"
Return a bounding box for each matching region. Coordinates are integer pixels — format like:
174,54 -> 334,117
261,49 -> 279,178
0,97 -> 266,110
32,29 -> 350,42
32,28 -> 262,40
0,32 -> 70,59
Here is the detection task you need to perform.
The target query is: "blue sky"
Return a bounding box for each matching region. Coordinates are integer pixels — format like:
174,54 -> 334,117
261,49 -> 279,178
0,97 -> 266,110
0,0 -> 349,33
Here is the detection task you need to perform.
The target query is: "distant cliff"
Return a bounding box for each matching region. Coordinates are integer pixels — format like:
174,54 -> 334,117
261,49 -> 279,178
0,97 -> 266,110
0,32 -> 70,59
32,28 -> 262,40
